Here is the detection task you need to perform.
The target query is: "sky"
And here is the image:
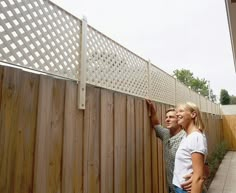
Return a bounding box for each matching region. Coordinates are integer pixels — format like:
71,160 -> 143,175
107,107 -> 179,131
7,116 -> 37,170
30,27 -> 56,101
51,0 -> 236,100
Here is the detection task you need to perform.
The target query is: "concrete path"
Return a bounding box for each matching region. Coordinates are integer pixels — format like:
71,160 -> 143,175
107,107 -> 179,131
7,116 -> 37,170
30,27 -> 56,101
208,151 -> 236,193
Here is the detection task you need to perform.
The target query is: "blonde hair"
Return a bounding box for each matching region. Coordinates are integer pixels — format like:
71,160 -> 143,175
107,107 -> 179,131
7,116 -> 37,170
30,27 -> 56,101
184,102 -> 205,131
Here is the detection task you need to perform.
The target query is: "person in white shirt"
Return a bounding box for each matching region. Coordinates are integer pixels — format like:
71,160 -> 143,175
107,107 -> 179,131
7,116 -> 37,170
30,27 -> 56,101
173,102 -> 207,193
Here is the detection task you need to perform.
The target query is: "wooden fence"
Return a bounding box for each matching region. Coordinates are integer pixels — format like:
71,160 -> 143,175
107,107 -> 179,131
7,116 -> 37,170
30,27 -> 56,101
223,115 -> 236,150
0,65 -> 222,193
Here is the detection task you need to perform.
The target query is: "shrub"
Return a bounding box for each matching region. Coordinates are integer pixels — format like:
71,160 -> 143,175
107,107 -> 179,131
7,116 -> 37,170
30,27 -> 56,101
205,141 -> 228,189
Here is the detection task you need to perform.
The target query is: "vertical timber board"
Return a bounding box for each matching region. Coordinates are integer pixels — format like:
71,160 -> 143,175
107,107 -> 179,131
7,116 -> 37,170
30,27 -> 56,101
114,93 -> 127,193
101,89 -> 114,193
0,67 -> 39,193
47,78 -> 65,193
134,98 -> 144,193
143,100 -> 152,193
222,116 -> 231,149
34,76 -> 53,193
62,81 -> 84,193
219,116 -> 223,142
151,102 -> 158,193
126,96 -> 135,193
202,113 -> 209,150
74,83 -> 84,193
223,115 -> 236,150
156,103 -> 164,193
162,104 -> 168,193
83,86 -> 100,193
206,113 -> 213,155
160,104 -> 165,193
212,115 -> 218,148
34,76 -> 65,193
230,115 -> 236,149
0,66 -> 3,108
216,116 -> 221,144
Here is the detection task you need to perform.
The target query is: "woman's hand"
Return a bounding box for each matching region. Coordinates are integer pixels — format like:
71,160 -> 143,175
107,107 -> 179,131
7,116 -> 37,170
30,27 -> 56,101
181,173 -> 193,193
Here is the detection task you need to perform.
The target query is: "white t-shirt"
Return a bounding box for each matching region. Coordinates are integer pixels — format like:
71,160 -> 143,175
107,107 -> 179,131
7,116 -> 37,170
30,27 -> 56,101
172,131 -> 207,188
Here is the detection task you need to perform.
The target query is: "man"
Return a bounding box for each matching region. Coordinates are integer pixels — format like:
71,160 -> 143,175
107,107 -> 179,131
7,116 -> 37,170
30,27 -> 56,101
146,100 -> 208,193
147,100 -> 185,193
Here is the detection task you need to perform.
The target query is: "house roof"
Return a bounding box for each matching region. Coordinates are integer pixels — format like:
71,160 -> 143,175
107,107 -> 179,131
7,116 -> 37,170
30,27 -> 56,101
225,0 -> 236,72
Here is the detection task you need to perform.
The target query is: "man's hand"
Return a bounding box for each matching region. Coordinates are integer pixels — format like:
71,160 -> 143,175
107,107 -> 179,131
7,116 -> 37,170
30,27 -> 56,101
146,100 -> 156,115
181,173 -> 193,193
146,100 -> 160,126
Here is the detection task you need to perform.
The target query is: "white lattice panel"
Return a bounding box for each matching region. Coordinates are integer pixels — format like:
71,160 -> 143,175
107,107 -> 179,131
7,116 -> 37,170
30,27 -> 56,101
217,104 -> 221,115
86,25 -> 148,98
149,65 -> 175,105
214,103 -> 220,115
207,100 -> 212,113
0,0 -> 221,114
212,103 -> 217,114
189,90 -> 200,107
176,81 -> 191,105
200,95 -> 207,112
0,0 -> 81,79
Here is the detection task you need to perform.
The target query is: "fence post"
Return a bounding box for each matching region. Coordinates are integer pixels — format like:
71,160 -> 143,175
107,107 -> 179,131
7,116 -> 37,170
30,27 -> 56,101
147,60 -> 151,99
78,16 -> 87,109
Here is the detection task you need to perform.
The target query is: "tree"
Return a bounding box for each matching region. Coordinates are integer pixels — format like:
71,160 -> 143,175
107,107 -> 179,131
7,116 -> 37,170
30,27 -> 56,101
209,89 -> 217,102
173,69 -> 216,102
230,95 -> 236,104
220,89 -> 230,105
173,69 -> 194,87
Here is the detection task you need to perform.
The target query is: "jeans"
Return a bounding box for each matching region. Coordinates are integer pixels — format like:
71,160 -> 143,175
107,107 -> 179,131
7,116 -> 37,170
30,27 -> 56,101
173,185 -> 187,193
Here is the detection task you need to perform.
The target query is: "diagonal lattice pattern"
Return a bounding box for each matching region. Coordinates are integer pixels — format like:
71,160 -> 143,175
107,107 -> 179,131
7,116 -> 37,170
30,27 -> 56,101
0,0 -> 81,79
200,95 -> 208,112
149,64 -> 175,105
86,25 -> 149,98
189,90 -> 201,107
175,81 -> 191,105
0,0 -> 220,114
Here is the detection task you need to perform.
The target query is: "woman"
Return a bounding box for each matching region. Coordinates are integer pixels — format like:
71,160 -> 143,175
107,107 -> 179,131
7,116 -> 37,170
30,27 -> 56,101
173,102 -> 207,193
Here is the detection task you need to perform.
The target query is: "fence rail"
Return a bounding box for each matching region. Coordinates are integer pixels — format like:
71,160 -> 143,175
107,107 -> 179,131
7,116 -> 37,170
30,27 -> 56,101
0,0 -> 220,114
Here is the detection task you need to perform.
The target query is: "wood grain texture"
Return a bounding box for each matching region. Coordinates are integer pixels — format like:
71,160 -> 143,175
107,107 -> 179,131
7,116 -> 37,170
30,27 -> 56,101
84,86 -> 100,193
101,89 -> 114,193
223,115 -> 236,150
33,76 -> 65,193
62,81 -> 84,193
114,93 -> 126,193
126,96 -> 136,193
143,100 -> 152,193
134,98 -> 144,193
151,102 -> 159,193
0,65 -> 224,193
0,67 -> 39,193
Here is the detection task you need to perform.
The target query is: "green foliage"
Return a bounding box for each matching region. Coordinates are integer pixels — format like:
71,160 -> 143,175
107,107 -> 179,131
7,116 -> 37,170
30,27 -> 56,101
207,141 -> 228,175
173,69 -> 216,102
220,89 -> 230,105
230,95 -> 236,104
173,69 -> 194,86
